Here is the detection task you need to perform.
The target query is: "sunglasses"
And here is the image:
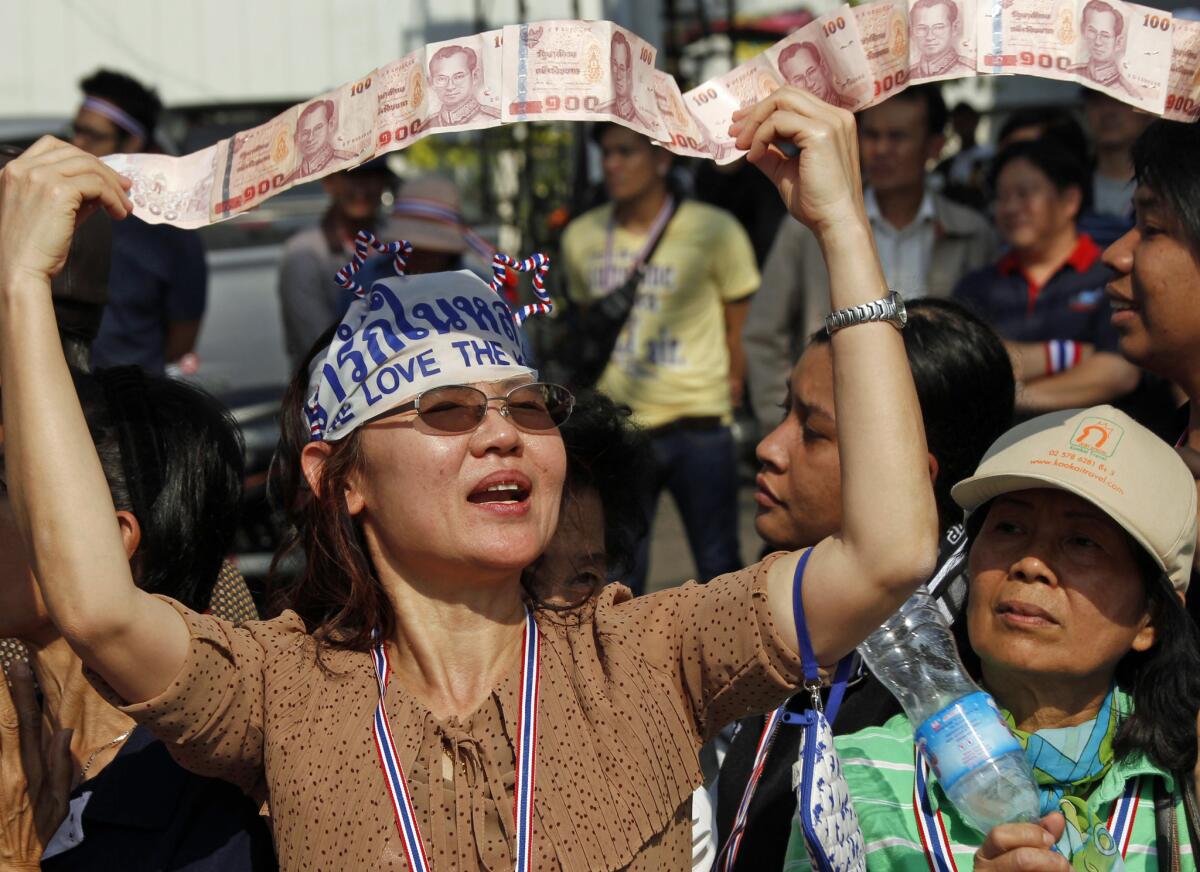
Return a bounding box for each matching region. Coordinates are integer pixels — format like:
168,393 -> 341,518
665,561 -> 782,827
375,382 -> 575,434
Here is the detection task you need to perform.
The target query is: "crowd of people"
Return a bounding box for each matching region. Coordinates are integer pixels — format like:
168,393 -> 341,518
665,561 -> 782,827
2,56 -> 1200,872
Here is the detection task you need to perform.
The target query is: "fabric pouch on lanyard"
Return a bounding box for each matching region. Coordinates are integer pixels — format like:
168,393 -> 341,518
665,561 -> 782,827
786,548 -> 867,872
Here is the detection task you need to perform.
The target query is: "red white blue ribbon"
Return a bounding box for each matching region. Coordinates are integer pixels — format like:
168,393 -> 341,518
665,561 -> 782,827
717,705 -> 787,871
335,230 -> 413,297
914,750 -> 960,872
1045,339 -> 1082,375
371,609 -> 541,872
1105,774 -> 1141,859
490,253 -> 553,326
914,750 -> 1140,872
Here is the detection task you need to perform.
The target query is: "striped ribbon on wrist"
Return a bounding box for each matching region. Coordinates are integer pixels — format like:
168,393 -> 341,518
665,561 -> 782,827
1044,340 -> 1081,376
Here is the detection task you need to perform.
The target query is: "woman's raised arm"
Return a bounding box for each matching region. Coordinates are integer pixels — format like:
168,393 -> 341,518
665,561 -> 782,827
732,89 -> 940,665
0,138 -> 190,702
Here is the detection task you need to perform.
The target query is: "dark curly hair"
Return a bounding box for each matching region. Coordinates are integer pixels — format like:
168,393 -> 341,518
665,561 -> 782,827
557,389 -> 652,578
79,69 -> 162,143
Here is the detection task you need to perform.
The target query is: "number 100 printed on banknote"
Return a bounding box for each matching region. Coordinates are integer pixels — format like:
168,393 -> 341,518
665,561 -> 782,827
502,21 -> 668,141
979,0 -> 1172,112
99,5 -> 1200,230
210,75 -> 376,220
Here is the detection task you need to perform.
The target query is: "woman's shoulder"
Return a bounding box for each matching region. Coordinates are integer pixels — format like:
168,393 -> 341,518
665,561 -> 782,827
157,595 -> 321,664
545,557 -> 778,638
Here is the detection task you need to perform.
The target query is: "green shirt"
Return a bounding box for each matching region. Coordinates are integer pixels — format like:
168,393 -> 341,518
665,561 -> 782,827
782,712 -> 1195,871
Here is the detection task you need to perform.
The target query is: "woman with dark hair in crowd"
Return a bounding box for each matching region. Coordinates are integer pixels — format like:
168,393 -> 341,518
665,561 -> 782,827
522,389 -> 652,609
1105,119 -> 1200,601
717,297 -> 1017,871
953,139 -> 1142,415
0,369 -> 275,870
783,405 -> 1200,870
270,360 -> 650,612
0,92 -> 939,870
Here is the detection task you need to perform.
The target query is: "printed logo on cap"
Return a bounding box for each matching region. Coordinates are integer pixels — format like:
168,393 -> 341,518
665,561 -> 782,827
1071,417 -> 1124,459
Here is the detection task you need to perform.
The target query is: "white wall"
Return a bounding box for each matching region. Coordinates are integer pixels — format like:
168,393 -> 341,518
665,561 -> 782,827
0,0 -> 660,116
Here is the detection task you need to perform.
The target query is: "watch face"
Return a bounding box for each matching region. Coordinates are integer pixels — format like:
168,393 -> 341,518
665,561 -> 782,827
891,292 -> 908,326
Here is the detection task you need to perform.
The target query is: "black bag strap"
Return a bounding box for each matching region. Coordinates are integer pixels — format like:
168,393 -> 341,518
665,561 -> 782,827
1155,775 -> 1182,872
1178,770 -> 1200,864
550,198 -> 680,388
589,196 -> 679,323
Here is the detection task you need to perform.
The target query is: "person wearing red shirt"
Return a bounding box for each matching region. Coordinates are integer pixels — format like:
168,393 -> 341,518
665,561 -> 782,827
953,139 -> 1141,413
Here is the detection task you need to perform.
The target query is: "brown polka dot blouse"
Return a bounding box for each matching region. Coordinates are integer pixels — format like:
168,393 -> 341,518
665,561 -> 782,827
92,556 -> 803,870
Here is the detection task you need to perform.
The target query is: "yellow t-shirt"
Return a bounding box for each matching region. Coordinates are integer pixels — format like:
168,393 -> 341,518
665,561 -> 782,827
561,200 -> 760,429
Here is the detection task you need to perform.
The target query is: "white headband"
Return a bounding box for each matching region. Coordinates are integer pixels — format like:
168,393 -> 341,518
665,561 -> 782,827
82,96 -> 148,141
304,233 -> 553,441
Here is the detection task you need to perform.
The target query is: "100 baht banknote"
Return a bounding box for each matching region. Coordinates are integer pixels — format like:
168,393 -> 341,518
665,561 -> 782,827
211,74 -> 378,220
855,0 -> 916,103
764,6 -> 876,111
678,56 -> 783,165
101,145 -> 217,230
94,8 -> 1198,230
502,21 -> 668,141
1166,17 -> 1200,120
979,0 -> 1172,112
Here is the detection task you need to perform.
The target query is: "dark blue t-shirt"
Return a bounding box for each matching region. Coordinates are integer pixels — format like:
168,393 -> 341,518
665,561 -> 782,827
41,727 -> 276,872
92,216 -> 207,373
951,234 -> 1119,352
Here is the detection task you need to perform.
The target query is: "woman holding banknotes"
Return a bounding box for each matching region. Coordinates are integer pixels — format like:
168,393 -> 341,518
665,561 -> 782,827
0,89 -> 937,870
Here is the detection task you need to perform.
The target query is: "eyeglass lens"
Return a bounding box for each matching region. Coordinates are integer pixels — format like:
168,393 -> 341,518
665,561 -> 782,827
417,383 -> 574,433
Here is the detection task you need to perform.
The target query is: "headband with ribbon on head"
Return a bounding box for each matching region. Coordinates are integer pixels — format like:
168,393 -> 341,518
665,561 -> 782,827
81,96 -> 148,142
304,231 -> 554,442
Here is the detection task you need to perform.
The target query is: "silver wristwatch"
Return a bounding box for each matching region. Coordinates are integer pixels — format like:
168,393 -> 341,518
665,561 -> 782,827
824,291 -> 908,335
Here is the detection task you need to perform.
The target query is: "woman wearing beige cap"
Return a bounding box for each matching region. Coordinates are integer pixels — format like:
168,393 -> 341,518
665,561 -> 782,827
2,93 -> 938,870
783,404 -> 1200,872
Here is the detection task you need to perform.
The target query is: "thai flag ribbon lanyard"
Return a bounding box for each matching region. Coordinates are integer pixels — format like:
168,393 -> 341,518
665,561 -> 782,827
913,749 -> 1141,872
718,546 -> 858,872
371,608 -> 541,872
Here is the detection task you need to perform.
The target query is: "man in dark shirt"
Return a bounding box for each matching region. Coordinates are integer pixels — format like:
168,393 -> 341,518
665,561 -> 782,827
70,69 -> 207,373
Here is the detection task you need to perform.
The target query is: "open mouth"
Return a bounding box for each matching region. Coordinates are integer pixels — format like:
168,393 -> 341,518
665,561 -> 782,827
468,481 -> 531,504
467,470 -> 534,508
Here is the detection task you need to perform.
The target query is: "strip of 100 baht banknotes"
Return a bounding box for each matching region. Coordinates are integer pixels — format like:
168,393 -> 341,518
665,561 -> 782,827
100,0 -> 1200,230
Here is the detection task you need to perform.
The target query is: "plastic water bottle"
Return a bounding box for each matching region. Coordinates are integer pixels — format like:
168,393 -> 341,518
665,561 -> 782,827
857,589 -> 1042,832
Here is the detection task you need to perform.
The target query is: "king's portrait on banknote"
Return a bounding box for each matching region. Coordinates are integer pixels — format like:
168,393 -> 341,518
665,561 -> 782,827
1069,0 -> 1140,96
425,41 -> 503,130
594,31 -> 658,127
776,41 -> 857,108
281,99 -> 356,185
910,0 -> 975,78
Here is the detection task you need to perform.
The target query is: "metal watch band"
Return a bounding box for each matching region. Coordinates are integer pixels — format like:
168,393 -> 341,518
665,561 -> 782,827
824,291 -> 904,335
